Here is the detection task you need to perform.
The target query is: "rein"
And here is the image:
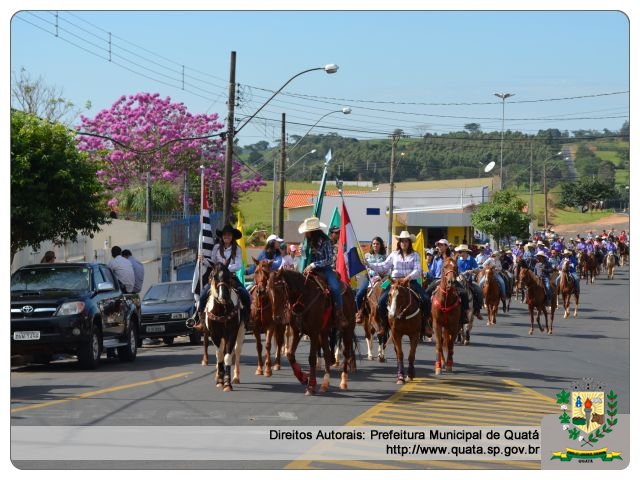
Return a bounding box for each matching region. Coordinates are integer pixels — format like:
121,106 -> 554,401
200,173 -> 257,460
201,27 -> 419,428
391,284 -> 421,320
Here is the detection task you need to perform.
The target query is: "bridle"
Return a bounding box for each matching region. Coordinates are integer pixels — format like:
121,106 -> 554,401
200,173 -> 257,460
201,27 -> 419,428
389,283 -> 421,321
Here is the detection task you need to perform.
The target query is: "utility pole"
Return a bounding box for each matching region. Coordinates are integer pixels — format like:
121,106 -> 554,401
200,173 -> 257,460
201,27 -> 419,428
278,113 -> 286,239
222,51 -> 237,225
388,131 -> 402,248
543,160 -> 548,229
529,141 -> 534,236
271,150 -> 277,233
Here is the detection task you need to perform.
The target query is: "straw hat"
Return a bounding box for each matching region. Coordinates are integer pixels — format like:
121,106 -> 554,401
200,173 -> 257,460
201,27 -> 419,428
397,231 -> 416,242
535,251 -> 548,258
298,217 -> 327,234
562,249 -> 572,255
525,242 -> 535,248
454,244 -> 470,252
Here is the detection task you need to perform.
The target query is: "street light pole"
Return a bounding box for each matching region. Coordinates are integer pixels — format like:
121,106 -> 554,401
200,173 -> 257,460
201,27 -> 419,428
278,113 -> 286,239
288,107 -> 352,155
387,131 -> 403,248
494,92 -> 514,190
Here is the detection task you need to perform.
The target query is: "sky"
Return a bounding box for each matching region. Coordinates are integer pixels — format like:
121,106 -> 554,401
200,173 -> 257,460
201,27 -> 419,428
8,9 -> 631,151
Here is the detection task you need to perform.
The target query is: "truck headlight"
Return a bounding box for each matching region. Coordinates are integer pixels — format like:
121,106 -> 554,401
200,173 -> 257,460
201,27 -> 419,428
55,302 -> 86,316
171,312 -> 188,319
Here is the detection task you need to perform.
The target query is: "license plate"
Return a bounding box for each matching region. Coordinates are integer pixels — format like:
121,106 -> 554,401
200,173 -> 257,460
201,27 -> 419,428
146,325 -> 165,333
13,331 -> 41,341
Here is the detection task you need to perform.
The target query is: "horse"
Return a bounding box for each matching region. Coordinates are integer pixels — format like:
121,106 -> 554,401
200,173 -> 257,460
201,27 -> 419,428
268,269 -> 355,394
203,263 -> 246,392
559,259 -> 579,318
586,252 -> 598,284
518,266 -> 557,335
513,257 -> 526,303
577,251 -> 587,280
455,271 -> 475,345
386,278 -> 423,383
355,279 -> 389,362
498,270 -> 513,312
431,259 -> 461,375
250,259 -> 286,377
617,240 -> 629,266
605,251 -> 616,280
482,267 -> 500,326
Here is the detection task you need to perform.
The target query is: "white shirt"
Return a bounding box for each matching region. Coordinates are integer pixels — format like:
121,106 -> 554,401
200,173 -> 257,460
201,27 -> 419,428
211,244 -> 243,273
482,257 -> 502,272
280,254 -> 295,270
108,255 -> 135,293
368,250 -> 421,281
126,256 -> 145,293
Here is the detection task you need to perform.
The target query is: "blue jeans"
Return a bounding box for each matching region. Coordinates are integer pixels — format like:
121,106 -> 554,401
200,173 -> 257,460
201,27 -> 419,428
541,277 -> 551,305
556,273 -> 580,294
355,276 -> 370,310
317,267 -> 343,308
479,274 -> 506,298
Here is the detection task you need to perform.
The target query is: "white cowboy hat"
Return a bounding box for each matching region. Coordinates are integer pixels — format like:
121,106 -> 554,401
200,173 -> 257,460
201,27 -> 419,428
436,238 -> 450,246
515,240 -> 522,245
562,249 -> 572,255
266,234 -> 284,243
537,240 -> 545,245
454,244 -> 470,252
535,251 -> 548,258
397,231 -> 416,242
298,217 -> 327,234
525,242 -> 536,248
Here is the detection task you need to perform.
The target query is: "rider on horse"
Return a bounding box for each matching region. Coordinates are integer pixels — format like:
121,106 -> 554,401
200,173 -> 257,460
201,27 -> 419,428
479,252 -> 507,303
299,217 -> 347,328
605,237 -> 620,266
475,244 -> 491,265
355,237 -> 386,312
521,242 -> 537,270
534,251 -> 554,308
244,233 -> 283,275
555,248 -> 581,295
455,244 -> 484,320
366,231 -> 430,327
425,239 -> 470,316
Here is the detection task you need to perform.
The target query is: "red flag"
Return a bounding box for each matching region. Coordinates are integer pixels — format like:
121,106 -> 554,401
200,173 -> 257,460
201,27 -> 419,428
335,202 -> 349,284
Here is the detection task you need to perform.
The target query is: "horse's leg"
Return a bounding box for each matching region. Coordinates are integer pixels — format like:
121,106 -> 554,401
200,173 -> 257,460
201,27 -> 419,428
232,322 -> 245,384
549,299 -> 555,335
254,325 -> 263,375
274,324 -> 284,370
445,323 -> 456,373
215,333 -> 225,388
528,305 -> 535,335
434,322 -> 444,375
407,330 -> 419,380
287,325 -> 307,385
306,336 -> 318,396
339,327 -> 353,390
574,291 -> 579,317
365,319 -> 374,361
201,315 -> 209,366
377,331 -> 387,362
393,330 -> 405,384
464,311 -> 473,345
264,326 -> 273,377
563,291 -> 570,319
320,330 -> 333,394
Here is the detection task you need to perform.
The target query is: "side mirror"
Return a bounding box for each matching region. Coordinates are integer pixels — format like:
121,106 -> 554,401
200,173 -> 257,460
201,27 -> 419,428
97,282 -> 115,293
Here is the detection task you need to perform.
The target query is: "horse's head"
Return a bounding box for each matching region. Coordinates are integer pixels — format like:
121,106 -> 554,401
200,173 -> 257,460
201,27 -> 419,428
253,258 -> 273,294
388,278 -> 411,320
561,259 -> 571,272
484,266 -> 496,281
519,265 -> 530,285
209,263 -> 236,308
441,259 -> 458,288
267,267 -> 289,321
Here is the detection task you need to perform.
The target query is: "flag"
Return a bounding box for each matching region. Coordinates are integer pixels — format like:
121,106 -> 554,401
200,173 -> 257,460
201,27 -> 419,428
336,201 -> 366,286
191,182 -> 214,297
303,149 -> 334,270
414,230 -> 427,286
236,211 -> 248,286
327,206 -> 340,234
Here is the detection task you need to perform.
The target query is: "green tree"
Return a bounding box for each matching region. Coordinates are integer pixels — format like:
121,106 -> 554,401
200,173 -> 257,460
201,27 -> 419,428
598,160 -> 616,184
464,123 -> 481,133
470,190 -> 530,244
560,178 -> 616,208
11,111 -> 108,264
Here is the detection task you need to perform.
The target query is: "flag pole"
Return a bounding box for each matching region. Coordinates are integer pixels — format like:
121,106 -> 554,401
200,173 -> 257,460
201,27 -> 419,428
198,165 -> 205,298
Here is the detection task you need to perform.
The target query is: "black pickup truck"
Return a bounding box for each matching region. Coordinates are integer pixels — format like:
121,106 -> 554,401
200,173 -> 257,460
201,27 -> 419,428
10,262 -> 140,368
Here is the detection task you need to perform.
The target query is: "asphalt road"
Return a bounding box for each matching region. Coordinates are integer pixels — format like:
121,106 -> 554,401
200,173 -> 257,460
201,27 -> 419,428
11,263 -> 629,469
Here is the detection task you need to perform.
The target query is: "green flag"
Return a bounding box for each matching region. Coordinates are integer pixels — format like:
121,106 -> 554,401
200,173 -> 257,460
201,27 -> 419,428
327,206 -> 340,234
302,149 -> 333,270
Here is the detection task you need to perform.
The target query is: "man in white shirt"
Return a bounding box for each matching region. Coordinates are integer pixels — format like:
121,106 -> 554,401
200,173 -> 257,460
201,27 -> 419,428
122,249 -> 144,293
108,246 -> 135,293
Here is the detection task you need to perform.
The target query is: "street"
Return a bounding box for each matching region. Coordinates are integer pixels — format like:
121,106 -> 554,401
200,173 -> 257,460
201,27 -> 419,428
11,264 -> 629,469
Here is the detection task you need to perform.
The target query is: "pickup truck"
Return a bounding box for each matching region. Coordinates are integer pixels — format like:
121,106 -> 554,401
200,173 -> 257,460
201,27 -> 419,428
10,262 -> 140,368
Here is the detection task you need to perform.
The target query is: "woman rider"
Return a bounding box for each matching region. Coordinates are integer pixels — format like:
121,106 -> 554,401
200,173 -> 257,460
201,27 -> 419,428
211,224 -> 251,325
299,217 -> 347,328
424,239 -> 470,316
555,248 -> 581,295
355,237 -> 387,312
245,233 -> 283,275
365,231 -> 429,328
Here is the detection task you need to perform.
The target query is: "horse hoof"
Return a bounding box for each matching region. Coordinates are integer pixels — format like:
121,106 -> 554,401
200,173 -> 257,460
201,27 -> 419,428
255,368 -> 263,376
305,387 -> 316,396
396,379 -> 405,385
332,362 -> 340,368
319,385 -> 329,394
434,368 -> 442,375
339,383 -> 347,390
486,321 -> 491,326
265,369 -> 272,378
378,356 -> 386,363
549,330 -> 553,335
232,378 -> 240,384
464,339 -> 469,346
274,364 -> 281,371
528,329 -> 534,335
223,385 -> 233,392
202,360 -> 208,366
446,366 -> 453,373
367,355 -> 373,361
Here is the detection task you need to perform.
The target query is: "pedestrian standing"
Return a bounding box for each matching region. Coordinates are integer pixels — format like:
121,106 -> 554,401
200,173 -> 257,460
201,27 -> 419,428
121,249 -> 144,293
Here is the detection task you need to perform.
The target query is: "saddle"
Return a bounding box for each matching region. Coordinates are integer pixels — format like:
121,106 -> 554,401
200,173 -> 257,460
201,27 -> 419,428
306,271 -> 349,296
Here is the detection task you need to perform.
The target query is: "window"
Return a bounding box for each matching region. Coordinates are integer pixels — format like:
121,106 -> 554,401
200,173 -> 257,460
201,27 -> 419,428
366,208 -> 381,215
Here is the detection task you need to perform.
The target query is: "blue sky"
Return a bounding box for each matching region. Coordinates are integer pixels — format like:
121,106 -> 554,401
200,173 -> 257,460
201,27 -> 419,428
10,10 -> 630,146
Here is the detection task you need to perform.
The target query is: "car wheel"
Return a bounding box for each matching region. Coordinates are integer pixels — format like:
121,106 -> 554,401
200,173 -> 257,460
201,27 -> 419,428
162,336 -> 175,345
118,322 -> 138,361
78,326 -> 101,369
189,331 -> 201,345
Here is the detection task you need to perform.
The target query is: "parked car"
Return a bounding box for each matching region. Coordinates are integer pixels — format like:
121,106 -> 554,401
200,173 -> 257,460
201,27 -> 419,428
140,281 -> 200,345
10,262 -> 140,368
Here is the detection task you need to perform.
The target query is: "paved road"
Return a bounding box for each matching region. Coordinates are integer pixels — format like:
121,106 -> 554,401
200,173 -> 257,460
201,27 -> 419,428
11,264 -> 629,469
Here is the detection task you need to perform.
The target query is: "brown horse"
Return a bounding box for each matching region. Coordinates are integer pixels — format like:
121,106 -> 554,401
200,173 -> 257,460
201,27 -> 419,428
519,267 -> 557,335
586,252 -> 598,283
355,279 -> 388,362
431,259 -> 461,375
387,278 -> 423,383
577,252 -> 587,280
250,259 -> 286,376
482,267 -> 500,326
559,259 -> 579,318
605,251 -> 616,279
268,269 -> 355,394
617,240 -> 629,266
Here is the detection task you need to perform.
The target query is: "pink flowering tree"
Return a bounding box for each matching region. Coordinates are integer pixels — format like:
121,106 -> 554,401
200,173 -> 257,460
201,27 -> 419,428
76,92 -> 264,211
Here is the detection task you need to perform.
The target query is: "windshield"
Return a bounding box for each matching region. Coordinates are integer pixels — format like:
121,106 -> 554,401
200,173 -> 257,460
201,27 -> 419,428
143,283 -> 192,303
11,266 -> 91,292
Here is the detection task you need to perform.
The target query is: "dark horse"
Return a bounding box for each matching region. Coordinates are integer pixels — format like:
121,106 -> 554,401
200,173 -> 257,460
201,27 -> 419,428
559,259 -> 579,318
204,263 -> 245,392
251,259 -> 286,376
431,259 -> 461,375
519,266 -> 557,335
355,279 -> 388,362
268,269 -> 356,395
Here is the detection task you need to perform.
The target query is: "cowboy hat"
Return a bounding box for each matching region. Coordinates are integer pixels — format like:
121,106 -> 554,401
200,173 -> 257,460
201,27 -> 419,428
504,249 -> 513,255
436,238 -> 450,246
329,226 -> 341,234
216,224 -> 242,240
515,240 -> 522,245
536,240 -> 545,245
535,251 -> 548,258
397,231 -> 416,242
525,242 -> 535,248
266,234 -> 284,243
562,249 -> 572,255
298,217 -> 327,234
454,244 -> 470,252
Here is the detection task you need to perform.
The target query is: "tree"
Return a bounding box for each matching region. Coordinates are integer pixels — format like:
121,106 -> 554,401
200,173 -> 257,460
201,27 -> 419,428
11,68 -> 88,125
11,111 -> 108,264
76,92 -> 264,209
560,178 -> 616,208
470,190 -> 530,244
464,123 -> 481,134
598,160 -> 616,185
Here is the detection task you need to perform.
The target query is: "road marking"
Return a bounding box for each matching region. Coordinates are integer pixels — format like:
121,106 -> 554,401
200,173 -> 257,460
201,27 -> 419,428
249,411 -> 298,421
11,371 -> 192,414
287,376 -> 556,470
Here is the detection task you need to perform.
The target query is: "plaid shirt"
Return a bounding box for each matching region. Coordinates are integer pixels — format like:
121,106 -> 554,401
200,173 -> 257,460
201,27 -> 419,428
369,250 -> 421,280
309,237 -> 334,269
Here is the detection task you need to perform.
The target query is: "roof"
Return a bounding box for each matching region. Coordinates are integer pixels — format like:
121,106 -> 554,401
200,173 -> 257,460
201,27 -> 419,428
283,190 -> 365,209
377,177 -> 499,192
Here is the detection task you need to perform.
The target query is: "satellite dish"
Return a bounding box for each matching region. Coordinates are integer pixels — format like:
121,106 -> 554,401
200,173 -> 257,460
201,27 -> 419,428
484,161 -> 496,173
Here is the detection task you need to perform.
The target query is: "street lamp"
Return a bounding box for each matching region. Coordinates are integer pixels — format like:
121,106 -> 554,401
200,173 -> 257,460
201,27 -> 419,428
494,92 -> 515,190
288,107 -> 352,155
286,149 -> 317,173
222,55 -> 339,223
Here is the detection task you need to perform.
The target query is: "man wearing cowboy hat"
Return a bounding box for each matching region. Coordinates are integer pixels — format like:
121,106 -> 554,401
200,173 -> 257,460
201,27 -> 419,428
475,243 -> 491,266
555,249 -> 580,295
534,251 -> 554,307
299,217 -> 348,328
424,239 -> 471,317
328,226 -> 341,269
512,241 -> 524,258
455,244 -> 483,320
535,240 -> 549,256
551,236 -> 563,252
479,252 -> 507,304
